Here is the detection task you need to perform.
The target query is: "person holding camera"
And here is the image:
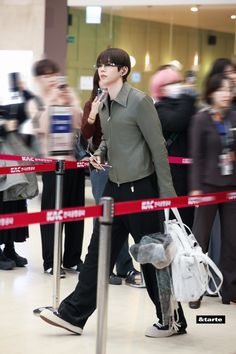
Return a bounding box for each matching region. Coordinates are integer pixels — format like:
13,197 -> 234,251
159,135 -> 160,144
29,59 -> 85,277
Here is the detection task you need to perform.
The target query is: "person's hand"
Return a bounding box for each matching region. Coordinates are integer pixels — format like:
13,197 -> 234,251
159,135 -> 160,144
58,86 -> 75,106
47,87 -> 61,105
90,96 -> 103,117
189,190 -> 203,208
189,190 -> 203,196
89,155 -> 104,170
5,119 -> 17,132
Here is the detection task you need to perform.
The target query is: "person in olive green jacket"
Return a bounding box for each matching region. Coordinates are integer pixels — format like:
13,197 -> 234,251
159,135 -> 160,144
39,48 -> 187,338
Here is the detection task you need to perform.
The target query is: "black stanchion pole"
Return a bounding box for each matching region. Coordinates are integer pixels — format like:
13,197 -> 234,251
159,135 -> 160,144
33,159 -> 65,316
52,159 -> 65,309
96,197 -> 114,354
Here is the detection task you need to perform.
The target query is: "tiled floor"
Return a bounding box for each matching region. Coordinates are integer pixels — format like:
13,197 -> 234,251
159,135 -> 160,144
0,179 -> 236,354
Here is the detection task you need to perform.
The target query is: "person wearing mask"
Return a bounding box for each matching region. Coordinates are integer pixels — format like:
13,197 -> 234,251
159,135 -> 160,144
39,47 -> 187,338
189,73 -> 236,308
150,67 -> 195,229
81,70 -> 143,287
28,59 -> 85,277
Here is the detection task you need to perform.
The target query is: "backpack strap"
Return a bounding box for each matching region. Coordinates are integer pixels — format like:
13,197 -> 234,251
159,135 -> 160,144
164,208 -> 188,236
201,253 -> 223,296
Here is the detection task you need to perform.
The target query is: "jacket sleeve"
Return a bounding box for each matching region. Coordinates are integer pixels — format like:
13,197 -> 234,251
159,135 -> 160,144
189,112 -> 205,190
155,95 -> 195,133
136,95 -> 176,198
93,136 -> 107,163
81,101 -> 96,139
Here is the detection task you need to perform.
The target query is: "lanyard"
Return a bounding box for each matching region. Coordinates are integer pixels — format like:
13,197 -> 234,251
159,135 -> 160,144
211,113 -> 234,152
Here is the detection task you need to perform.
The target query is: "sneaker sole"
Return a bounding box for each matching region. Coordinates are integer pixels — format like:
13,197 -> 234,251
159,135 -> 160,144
44,270 -> 66,279
145,327 -> 187,338
62,267 -> 80,273
40,310 -> 82,335
0,265 -> 15,270
125,282 -> 146,288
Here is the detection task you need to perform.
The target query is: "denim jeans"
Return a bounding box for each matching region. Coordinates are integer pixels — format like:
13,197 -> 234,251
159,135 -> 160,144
90,168 -> 133,275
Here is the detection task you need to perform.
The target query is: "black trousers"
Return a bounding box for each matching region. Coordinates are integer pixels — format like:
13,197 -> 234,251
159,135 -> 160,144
58,174 -> 186,328
193,184 -> 236,302
0,192 -> 28,244
170,164 -> 194,229
40,168 -> 85,270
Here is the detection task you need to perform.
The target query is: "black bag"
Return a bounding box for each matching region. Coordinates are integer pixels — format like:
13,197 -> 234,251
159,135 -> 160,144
73,129 -> 89,161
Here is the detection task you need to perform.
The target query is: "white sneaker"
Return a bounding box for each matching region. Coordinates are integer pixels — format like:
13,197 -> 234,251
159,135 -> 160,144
40,309 -> 82,335
145,322 -> 187,338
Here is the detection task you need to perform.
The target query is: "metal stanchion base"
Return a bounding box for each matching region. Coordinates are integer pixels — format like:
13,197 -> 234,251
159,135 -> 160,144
33,306 -> 55,317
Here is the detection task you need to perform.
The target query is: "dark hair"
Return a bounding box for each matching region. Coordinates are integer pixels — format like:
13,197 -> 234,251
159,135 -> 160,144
96,47 -> 131,82
208,58 -> 233,77
32,59 -> 60,76
204,73 -> 229,104
90,70 -> 100,101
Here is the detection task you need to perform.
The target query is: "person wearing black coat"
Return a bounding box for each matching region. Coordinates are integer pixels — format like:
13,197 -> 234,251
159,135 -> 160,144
151,67 -> 196,228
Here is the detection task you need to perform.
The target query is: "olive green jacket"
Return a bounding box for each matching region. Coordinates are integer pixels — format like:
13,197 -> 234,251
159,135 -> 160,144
96,82 -> 176,198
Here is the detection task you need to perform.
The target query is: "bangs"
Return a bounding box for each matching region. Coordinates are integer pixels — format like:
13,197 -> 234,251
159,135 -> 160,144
96,48 -> 130,68
33,59 -> 59,77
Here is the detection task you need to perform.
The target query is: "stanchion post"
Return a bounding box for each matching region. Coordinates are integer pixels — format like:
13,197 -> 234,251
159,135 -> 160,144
96,197 -> 114,354
52,159 -> 65,309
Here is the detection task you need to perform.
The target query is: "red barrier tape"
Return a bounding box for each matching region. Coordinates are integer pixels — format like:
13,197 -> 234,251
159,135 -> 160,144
1,190 -> 236,230
168,156 -> 192,164
0,205 -> 102,229
0,154 -> 190,176
64,160 -> 90,170
0,162 -> 56,175
0,154 -> 54,163
0,154 -> 192,164
0,160 -> 89,175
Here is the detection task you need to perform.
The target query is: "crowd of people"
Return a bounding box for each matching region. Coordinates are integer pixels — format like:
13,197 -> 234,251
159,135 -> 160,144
1,48 -> 236,338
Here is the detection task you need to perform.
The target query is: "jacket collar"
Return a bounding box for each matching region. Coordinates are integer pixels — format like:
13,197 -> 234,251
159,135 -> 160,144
102,82 -> 131,111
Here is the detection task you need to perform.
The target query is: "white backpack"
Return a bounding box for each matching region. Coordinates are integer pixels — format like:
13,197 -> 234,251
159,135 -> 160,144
164,208 -> 223,303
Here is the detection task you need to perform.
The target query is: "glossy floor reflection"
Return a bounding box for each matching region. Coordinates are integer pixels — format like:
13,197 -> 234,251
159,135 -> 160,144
0,179 -> 236,354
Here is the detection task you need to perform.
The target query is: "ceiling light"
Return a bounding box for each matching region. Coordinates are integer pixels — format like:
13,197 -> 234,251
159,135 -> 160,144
191,6 -> 199,13
86,6 -> 102,24
193,52 -> 199,67
231,15 -> 236,20
144,52 -> 152,72
130,56 -> 136,68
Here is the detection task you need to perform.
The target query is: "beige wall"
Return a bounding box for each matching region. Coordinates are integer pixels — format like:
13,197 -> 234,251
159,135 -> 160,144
44,0 -> 68,73
67,8 -> 234,105
0,0 -> 45,61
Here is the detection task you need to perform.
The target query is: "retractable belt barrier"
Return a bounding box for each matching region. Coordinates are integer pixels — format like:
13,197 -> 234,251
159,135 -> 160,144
0,153 -> 234,354
0,153 -> 235,230
0,154 -> 190,176
0,154 -> 90,175
1,190 -> 236,230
